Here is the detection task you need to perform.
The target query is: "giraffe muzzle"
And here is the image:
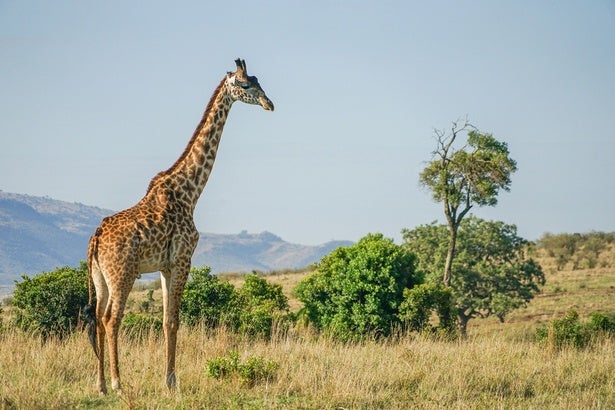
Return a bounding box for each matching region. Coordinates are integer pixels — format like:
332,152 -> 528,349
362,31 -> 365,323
260,97 -> 275,111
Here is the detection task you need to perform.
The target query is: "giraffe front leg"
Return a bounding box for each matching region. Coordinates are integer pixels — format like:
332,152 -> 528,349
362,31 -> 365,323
161,265 -> 189,391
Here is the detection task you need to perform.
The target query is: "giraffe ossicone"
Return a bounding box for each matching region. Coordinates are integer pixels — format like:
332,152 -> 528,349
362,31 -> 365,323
84,58 -> 273,395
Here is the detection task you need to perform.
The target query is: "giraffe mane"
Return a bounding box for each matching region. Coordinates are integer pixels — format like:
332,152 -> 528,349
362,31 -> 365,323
145,76 -> 228,194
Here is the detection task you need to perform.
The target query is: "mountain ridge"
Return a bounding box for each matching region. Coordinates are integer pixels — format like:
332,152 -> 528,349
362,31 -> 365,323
0,191 -> 351,293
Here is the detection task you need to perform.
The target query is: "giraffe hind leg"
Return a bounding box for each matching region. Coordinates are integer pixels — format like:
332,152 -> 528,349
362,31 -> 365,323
161,263 -> 190,391
96,320 -> 107,395
95,290 -> 109,395
105,269 -> 138,393
106,305 -> 123,392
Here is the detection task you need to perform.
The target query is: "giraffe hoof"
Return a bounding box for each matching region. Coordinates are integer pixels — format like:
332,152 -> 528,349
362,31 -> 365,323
111,380 -> 122,394
166,373 -> 177,390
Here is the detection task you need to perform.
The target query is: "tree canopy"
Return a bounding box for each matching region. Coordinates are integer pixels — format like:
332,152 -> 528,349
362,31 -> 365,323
403,216 -> 544,335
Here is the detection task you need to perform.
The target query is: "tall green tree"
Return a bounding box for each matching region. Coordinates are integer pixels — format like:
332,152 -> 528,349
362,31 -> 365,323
403,216 -> 544,336
419,120 -> 517,286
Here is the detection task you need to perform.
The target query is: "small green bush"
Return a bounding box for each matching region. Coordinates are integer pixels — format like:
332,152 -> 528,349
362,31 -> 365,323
588,312 -> 615,335
180,267 -> 290,339
206,351 -> 279,386
238,355 -> 280,387
536,310 -> 615,350
398,283 -> 456,336
11,263 -> 88,341
236,274 -> 289,338
122,312 -> 162,340
206,351 -> 240,380
180,266 -> 237,327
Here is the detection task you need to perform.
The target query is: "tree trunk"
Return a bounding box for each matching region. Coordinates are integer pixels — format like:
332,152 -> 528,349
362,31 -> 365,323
443,224 -> 458,287
457,311 -> 469,338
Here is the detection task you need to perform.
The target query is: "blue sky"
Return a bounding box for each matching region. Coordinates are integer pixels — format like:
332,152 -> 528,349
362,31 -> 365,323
1,1 -> 614,245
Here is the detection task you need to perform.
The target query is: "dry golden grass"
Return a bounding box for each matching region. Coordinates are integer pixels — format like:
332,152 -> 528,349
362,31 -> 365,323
1,325 -> 614,409
1,253 -> 614,409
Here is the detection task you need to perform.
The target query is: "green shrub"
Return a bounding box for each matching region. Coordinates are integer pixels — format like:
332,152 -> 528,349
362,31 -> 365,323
206,351 -> 279,386
235,274 -> 289,338
206,351 -> 240,380
238,355 -> 280,387
398,283 -> 456,336
535,310 -> 615,350
296,233 -> 419,340
588,312 -> 615,335
180,266 -> 237,327
536,310 -> 589,349
11,263 -> 88,341
122,312 -> 162,340
180,268 -> 290,339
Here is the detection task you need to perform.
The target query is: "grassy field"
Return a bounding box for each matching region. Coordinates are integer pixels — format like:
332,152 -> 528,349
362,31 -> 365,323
1,255 -> 614,409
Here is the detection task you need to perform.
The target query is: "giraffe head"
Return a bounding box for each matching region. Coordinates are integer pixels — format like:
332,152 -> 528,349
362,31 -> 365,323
226,58 -> 274,111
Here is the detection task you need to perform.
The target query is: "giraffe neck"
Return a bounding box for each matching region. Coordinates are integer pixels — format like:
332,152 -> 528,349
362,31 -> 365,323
153,77 -> 234,212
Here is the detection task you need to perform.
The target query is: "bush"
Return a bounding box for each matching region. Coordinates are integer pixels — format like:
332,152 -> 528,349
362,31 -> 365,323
180,266 -> 237,327
535,310 -> 615,350
180,267 -> 290,338
536,310 -> 589,349
206,351 -> 279,386
398,283 -> 456,336
11,263 -> 88,341
122,312 -> 162,340
296,233 -> 419,340
588,312 -> 615,335
235,274 -> 289,338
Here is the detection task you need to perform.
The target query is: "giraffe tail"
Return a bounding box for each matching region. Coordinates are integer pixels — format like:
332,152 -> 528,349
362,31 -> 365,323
83,304 -> 98,359
84,228 -> 102,359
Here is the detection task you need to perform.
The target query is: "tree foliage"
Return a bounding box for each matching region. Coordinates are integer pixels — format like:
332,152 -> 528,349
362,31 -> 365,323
11,262 -> 89,341
403,216 -> 544,335
296,233 -> 420,340
419,120 -> 517,286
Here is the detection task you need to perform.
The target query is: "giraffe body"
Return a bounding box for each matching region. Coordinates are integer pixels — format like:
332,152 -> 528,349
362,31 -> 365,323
86,59 -> 273,394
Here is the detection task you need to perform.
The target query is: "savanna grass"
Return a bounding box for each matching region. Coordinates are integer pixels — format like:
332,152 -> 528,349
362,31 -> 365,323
1,324 -> 613,409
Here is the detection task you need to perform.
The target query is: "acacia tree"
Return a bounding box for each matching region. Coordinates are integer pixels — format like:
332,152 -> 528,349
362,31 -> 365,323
403,217 -> 544,336
419,119 -> 517,286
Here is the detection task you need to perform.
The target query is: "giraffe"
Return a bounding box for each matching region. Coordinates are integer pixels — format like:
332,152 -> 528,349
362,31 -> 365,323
84,58 -> 274,395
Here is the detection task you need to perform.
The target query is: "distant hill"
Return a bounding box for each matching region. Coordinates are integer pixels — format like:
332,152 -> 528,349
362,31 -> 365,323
0,191 -> 351,294
193,230 -> 349,274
